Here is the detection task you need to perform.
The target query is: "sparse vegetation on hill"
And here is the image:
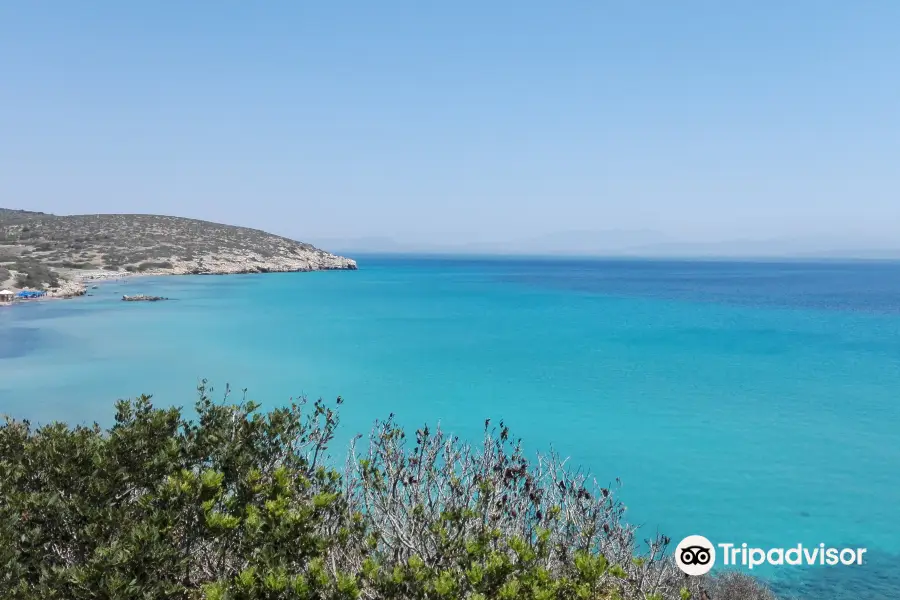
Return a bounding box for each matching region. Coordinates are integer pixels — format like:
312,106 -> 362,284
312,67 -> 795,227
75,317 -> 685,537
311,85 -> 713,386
0,385 -> 776,600
10,257 -> 60,289
0,208 -> 356,293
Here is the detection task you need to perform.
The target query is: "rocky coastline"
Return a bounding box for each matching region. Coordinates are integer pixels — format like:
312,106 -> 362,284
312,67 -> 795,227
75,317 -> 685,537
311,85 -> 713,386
1,210 -> 359,302
11,253 -> 358,302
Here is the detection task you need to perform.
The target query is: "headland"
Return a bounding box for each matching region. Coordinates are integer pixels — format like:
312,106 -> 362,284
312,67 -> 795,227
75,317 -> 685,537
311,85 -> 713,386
0,209 -> 356,300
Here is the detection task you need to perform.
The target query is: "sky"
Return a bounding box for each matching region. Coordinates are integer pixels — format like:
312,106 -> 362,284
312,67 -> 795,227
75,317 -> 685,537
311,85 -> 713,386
2,2 -> 899,254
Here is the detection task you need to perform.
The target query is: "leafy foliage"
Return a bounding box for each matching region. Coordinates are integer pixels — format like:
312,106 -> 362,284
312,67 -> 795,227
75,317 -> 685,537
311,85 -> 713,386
0,384 -> 777,600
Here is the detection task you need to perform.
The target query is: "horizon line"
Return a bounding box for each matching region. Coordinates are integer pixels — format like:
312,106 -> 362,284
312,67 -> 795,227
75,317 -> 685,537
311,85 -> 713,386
327,250 -> 900,263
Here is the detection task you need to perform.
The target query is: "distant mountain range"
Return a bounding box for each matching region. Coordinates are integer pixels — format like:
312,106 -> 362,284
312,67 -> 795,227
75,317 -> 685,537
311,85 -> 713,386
308,230 -> 900,259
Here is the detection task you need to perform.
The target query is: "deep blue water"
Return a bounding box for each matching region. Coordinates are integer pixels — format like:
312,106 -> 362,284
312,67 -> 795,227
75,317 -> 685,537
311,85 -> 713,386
2,256 -> 899,598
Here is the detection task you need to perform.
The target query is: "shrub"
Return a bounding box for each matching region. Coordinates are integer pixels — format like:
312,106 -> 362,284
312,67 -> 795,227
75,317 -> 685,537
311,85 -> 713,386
11,258 -> 59,288
125,261 -> 172,273
0,385 -> 361,600
137,261 -> 174,271
0,385 -> 776,600
61,260 -> 94,269
348,416 -> 677,599
705,571 -> 777,600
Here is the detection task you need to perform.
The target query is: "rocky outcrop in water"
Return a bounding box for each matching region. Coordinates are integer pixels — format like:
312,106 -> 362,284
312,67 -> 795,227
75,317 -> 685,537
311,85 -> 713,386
47,280 -> 87,298
122,295 -> 168,302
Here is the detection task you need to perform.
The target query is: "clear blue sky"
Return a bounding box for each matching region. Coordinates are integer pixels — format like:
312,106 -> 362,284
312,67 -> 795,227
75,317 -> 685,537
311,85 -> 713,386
2,2 -> 899,250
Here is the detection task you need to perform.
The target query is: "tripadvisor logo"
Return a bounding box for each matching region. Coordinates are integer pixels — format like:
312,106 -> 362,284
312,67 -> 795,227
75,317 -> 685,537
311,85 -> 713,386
675,535 -> 716,576
674,535 -> 868,575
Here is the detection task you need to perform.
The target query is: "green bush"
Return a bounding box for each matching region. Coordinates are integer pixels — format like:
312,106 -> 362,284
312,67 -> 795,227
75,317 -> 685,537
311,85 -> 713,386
53,260 -> 94,269
0,384 -> 777,600
11,258 -> 59,288
138,260 -> 174,271
124,261 -> 175,272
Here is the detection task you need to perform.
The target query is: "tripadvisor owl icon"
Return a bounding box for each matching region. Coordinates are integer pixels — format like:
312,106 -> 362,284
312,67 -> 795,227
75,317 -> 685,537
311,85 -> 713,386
675,535 -> 716,576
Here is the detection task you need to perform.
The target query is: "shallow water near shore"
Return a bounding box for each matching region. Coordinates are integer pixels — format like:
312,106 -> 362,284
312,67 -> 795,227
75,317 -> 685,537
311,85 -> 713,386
2,256 -> 899,598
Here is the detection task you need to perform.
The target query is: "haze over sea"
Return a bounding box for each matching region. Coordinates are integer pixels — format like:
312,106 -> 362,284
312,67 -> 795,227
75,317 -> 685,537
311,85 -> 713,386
2,256 -> 899,598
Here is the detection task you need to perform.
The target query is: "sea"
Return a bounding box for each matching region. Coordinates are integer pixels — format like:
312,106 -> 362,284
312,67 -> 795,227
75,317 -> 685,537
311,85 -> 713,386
2,256 -> 899,598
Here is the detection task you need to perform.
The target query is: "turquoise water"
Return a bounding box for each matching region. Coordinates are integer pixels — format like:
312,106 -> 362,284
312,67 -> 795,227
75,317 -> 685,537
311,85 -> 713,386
2,256 -> 899,598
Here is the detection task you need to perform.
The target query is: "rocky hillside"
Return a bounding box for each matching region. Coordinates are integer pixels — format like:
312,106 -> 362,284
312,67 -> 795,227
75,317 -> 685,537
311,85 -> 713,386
0,209 -> 356,296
